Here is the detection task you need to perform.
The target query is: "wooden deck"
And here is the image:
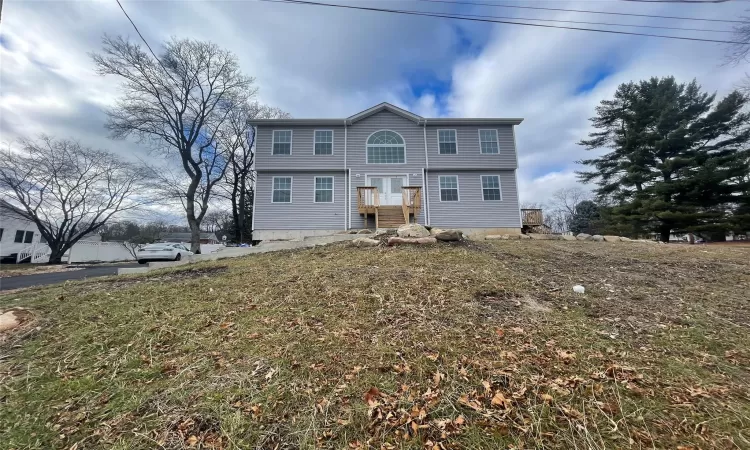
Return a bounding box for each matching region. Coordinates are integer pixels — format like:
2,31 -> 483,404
357,186 -> 422,229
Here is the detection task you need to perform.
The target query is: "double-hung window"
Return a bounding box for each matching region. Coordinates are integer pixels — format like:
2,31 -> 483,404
479,129 -> 499,154
439,175 -> 459,202
314,176 -> 334,203
314,130 -> 333,155
14,230 -> 24,243
438,129 -> 457,154
481,175 -> 502,201
272,130 -> 292,155
272,177 -> 292,203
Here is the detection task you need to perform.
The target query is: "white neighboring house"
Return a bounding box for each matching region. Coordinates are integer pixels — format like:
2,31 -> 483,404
0,200 -> 49,263
0,200 -> 106,264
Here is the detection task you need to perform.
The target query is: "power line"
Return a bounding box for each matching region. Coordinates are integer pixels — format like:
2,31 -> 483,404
260,0 -> 749,45
412,0 -> 746,24
115,0 -> 167,70
422,8 -> 734,33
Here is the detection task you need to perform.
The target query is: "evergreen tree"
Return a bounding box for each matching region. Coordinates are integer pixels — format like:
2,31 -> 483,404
578,77 -> 750,242
568,200 -> 600,235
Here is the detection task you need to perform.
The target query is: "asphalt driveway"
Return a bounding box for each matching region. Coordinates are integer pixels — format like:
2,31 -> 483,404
0,264 -> 141,292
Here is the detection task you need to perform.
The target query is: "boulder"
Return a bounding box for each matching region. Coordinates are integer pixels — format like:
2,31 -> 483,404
433,230 -> 463,242
387,236 -> 437,246
357,229 -> 373,234
576,233 -> 591,241
591,235 -> 604,242
0,311 -> 21,332
397,223 -> 430,238
429,228 -> 446,236
561,234 -> 577,241
519,234 -> 532,240
619,236 -> 632,242
351,237 -> 379,247
603,235 -> 622,242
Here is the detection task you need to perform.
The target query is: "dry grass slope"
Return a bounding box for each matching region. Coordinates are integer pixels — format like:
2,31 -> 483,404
1,240 -> 748,449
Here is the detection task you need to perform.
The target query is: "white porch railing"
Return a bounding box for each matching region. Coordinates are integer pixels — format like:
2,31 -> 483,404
15,243 -> 52,264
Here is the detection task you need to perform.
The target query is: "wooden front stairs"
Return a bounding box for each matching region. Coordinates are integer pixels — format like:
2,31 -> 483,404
357,186 -> 422,229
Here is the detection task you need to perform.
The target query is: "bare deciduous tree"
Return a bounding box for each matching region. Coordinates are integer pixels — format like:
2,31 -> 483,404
216,102 -> 289,243
92,36 -> 255,253
0,137 -> 146,263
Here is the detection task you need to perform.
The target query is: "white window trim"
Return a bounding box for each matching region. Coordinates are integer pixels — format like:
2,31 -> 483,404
272,130 -> 293,156
271,176 -> 293,203
313,129 -> 334,155
436,129 -> 458,155
438,175 -> 460,202
478,129 -> 499,154
480,174 -> 503,201
365,129 -> 407,164
313,176 -> 335,203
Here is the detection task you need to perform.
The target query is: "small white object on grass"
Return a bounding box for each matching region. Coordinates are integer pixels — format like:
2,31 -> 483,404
573,285 -> 585,294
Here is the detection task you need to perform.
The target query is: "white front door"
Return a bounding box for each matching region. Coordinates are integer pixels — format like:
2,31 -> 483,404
368,176 -> 407,206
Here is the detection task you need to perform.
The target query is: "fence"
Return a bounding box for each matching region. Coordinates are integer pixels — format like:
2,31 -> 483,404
67,241 -> 135,263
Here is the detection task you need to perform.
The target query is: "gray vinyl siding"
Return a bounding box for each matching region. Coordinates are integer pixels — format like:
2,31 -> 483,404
347,110 -> 427,228
254,171 -> 346,230
427,170 -> 521,228
426,125 -> 517,169
255,125 -> 345,170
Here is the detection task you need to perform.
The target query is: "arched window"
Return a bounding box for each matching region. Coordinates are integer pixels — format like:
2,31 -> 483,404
366,130 -> 405,164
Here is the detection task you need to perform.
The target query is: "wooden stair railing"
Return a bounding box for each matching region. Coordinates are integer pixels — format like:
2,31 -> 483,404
357,186 -> 380,229
401,187 -> 422,224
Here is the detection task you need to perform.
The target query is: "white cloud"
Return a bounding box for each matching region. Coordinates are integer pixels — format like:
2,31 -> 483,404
447,1 -> 748,203
1,0 -> 747,209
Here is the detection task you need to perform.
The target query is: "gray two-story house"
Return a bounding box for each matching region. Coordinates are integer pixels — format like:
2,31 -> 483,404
250,103 -> 523,240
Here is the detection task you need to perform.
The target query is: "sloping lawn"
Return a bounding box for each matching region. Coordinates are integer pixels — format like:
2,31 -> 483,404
1,240 -> 748,449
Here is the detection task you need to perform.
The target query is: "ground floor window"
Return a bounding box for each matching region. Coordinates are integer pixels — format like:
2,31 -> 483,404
14,230 -> 24,243
481,175 -> 502,200
439,175 -> 459,202
314,176 -> 334,203
272,177 -> 292,203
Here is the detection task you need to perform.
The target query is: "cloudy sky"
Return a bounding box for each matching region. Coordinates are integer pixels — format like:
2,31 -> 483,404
1,0 -> 748,205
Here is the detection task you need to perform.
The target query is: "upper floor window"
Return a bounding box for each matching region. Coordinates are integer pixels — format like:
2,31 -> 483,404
314,176 -> 334,203
272,177 -> 292,203
314,130 -> 333,155
479,129 -> 499,154
272,130 -> 292,155
367,130 -> 405,164
438,129 -> 457,154
439,175 -> 459,202
481,175 -> 502,201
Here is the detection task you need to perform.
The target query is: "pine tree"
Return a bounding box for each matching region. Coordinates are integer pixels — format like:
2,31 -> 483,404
578,77 -> 750,242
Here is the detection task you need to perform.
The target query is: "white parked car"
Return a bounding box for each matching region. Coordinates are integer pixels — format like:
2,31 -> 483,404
136,243 -> 193,264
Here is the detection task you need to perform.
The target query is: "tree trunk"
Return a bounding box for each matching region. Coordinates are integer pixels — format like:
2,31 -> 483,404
48,247 -> 67,264
659,225 -> 671,243
185,172 -> 202,254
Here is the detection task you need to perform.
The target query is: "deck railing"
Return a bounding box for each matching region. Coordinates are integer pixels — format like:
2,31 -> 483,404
521,208 -> 544,226
357,186 -> 380,212
401,186 -> 422,224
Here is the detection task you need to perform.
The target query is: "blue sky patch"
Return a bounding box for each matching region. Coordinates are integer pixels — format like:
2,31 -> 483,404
0,34 -> 11,51
575,64 -> 616,94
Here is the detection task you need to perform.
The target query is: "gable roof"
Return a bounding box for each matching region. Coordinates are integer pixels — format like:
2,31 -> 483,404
247,102 -> 523,126
346,102 -> 422,124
